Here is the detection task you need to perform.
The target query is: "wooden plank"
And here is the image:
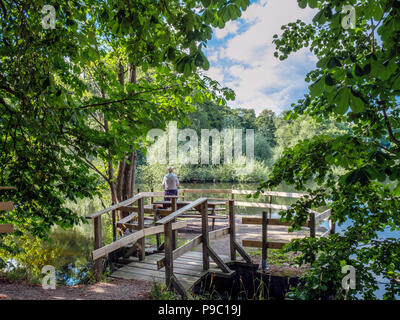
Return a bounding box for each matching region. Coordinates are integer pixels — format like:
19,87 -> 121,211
242,239 -> 287,249
315,209 -> 332,224
181,189 -> 232,194
235,201 -> 290,210
156,198 -> 206,224
0,202 -> 14,211
177,214 -> 227,219
208,227 -> 230,241
157,234 -> 203,270
116,212 -> 138,226
87,193 -> 149,219
241,216 -> 309,227
122,260 -> 205,277
92,230 -> 144,260
0,224 -> 14,233
232,190 -> 308,198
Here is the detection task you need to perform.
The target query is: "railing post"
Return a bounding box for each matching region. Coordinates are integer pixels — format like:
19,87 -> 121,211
201,200 -> 210,271
309,211 -> 316,264
111,206 -> 117,241
153,204 -> 161,250
329,218 -> 336,235
228,200 -> 236,261
262,211 -> 268,270
268,195 -> 272,218
309,211 -> 316,238
93,216 -> 102,281
164,221 -> 173,289
171,197 -> 177,250
138,197 -> 145,260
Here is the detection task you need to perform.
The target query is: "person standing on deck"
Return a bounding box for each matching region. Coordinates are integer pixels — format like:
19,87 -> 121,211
162,166 -> 179,206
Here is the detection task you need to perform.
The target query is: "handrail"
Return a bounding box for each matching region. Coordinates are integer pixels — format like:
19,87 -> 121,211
315,209 -> 332,224
86,191 -> 177,219
156,198 -> 207,225
180,188 -> 308,198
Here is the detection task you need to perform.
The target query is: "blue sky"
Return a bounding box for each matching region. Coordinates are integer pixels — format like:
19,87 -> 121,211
203,0 -> 317,115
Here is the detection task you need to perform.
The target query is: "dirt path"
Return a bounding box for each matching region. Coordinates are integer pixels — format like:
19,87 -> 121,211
0,277 -> 153,300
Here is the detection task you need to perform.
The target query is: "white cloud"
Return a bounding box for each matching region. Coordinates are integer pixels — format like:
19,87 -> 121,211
214,20 -> 240,39
205,0 -> 317,114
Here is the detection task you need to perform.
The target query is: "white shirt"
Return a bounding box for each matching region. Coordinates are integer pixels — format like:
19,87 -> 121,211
162,173 -> 179,190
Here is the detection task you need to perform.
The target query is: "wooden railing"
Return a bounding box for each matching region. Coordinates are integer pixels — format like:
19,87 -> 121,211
0,187 -> 17,234
86,192 -> 179,279
86,188 -> 335,289
154,198 -> 252,297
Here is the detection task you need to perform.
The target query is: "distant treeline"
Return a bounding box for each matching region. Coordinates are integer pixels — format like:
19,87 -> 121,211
136,102 -> 351,188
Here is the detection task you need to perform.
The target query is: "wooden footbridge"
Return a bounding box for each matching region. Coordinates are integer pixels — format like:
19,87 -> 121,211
86,189 -> 335,297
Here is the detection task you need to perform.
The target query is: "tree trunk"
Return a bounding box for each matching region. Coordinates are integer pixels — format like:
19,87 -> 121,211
114,63 -> 138,220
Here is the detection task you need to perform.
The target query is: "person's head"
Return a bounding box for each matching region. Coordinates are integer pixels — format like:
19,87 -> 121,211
168,166 -> 174,173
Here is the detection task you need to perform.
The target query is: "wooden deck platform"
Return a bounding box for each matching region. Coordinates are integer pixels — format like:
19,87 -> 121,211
110,251 -> 237,291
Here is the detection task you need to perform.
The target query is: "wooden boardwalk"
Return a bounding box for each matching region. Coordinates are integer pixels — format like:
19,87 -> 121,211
87,189 -> 335,296
110,251 -> 237,291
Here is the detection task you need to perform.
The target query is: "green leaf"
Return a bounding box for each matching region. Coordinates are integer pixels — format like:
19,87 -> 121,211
298,0 -> 307,9
334,86 -> 350,114
309,76 -> 325,97
350,93 -> 365,113
327,57 -> 341,69
308,0 -> 318,9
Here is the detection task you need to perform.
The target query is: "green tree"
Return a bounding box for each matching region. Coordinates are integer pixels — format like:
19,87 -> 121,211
259,0 -> 400,299
0,0 -> 249,251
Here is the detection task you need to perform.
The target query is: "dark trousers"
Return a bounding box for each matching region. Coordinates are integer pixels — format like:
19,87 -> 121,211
164,189 -> 178,208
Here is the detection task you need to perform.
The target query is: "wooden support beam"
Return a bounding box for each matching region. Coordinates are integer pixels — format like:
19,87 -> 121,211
164,221 -> 173,289
241,216 -> 309,227
242,239 -> 287,249
329,219 -> 336,235
171,197 -> 177,250
207,245 -> 231,273
153,205 -> 161,250
93,216 -> 102,280
228,200 -> 236,261
137,197 -> 145,261
309,211 -> 316,238
233,240 -> 253,264
262,211 -> 267,270
201,200 -> 209,271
